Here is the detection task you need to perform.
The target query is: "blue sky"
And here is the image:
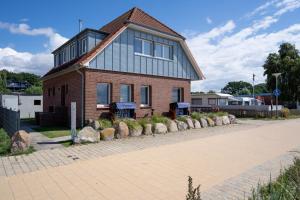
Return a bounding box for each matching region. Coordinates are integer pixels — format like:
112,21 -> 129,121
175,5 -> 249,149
1,0 -> 300,91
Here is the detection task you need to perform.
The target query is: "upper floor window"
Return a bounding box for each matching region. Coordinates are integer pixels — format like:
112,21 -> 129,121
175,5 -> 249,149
155,43 -> 173,60
80,38 -> 87,55
120,84 -> 132,103
140,85 -> 150,107
172,87 -> 183,103
97,83 -> 111,107
134,38 -> 153,56
70,43 -> 76,59
62,48 -> 67,63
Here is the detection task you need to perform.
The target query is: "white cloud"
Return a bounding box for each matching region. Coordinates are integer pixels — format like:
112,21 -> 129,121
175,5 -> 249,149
206,17 -> 213,24
189,0 -> 300,92
0,21 -> 68,75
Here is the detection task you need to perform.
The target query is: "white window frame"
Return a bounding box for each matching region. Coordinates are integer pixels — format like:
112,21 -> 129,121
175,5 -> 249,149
80,37 -> 87,55
96,83 -> 111,108
70,42 -> 76,59
62,48 -> 67,63
134,38 -> 153,57
155,42 -> 173,60
140,85 -> 150,107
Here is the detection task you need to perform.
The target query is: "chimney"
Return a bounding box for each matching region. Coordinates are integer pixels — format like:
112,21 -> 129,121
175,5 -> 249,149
79,19 -> 83,32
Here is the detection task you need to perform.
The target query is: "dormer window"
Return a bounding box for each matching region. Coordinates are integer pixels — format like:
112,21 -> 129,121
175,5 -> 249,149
62,48 -> 67,63
134,38 -> 153,56
80,37 -> 87,55
70,42 -> 76,59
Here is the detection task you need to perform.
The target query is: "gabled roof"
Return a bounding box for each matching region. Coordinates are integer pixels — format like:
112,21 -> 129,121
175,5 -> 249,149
43,7 -> 204,80
99,7 -> 184,39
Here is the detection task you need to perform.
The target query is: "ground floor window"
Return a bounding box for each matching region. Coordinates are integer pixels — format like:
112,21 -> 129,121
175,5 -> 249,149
218,98 -> 227,106
120,84 -> 132,102
34,100 -> 41,105
208,98 -> 217,105
192,98 -> 202,105
140,85 -> 150,107
172,87 -> 183,103
97,83 -> 111,108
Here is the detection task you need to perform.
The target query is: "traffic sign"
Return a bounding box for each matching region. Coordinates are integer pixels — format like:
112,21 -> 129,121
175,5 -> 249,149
273,89 -> 281,97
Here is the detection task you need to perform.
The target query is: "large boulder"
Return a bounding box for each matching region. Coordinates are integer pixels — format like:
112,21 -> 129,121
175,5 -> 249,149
222,116 -> 230,125
200,118 -> 208,128
143,124 -> 153,135
11,130 -> 31,153
167,120 -> 178,132
77,126 -> 100,143
176,120 -> 188,131
129,125 -> 143,137
91,120 -> 100,130
213,116 -> 223,126
153,123 -> 168,134
114,121 -> 129,139
193,119 -> 201,129
186,118 -> 194,129
100,128 -> 115,141
228,114 -> 237,124
206,117 -> 215,127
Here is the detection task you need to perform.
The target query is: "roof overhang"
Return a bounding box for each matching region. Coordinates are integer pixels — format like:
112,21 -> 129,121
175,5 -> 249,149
41,64 -> 84,81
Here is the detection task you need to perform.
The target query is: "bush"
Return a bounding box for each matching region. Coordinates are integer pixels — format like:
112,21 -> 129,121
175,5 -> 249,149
137,118 -> 150,128
177,116 -> 188,123
24,85 -> 42,95
249,157 -> 300,200
280,108 -> 290,118
98,119 -> 112,129
151,114 -> 169,125
122,119 -> 142,131
0,129 -> 11,155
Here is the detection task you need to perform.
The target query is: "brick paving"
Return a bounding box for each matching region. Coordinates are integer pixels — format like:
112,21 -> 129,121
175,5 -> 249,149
0,119 -> 299,200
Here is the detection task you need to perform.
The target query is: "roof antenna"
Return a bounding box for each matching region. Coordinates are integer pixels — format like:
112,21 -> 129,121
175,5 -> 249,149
79,19 -> 83,32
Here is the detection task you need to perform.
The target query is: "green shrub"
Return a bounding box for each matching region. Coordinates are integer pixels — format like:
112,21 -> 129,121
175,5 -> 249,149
177,116 -> 188,123
10,146 -> 36,156
98,119 -> 112,129
249,157 -> 300,200
151,114 -> 169,125
280,108 -> 290,118
0,129 -> 11,155
122,119 -> 142,130
137,118 -> 150,128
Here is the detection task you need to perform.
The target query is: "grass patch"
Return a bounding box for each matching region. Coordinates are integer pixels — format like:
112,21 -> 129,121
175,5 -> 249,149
10,146 -> 36,156
151,114 -> 169,125
0,129 -> 11,156
58,140 -> 73,147
249,157 -> 300,200
121,119 -> 142,130
191,112 -> 228,121
177,116 -> 188,123
21,118 -> 36,125
98,119 -> 113,129
33,126 -> 71,138
137,118 -> 150,128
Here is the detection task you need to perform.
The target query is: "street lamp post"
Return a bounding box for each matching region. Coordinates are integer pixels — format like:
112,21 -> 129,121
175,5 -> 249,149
272,73 -> 281,118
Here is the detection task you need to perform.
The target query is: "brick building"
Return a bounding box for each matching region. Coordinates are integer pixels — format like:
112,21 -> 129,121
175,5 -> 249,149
42,7 -> 204,127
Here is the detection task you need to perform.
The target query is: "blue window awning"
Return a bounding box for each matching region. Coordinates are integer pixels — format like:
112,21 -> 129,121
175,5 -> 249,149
113,102 -> 136,109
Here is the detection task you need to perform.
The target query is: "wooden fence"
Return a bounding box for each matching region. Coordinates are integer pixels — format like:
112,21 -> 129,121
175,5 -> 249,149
0,106 -> 20,136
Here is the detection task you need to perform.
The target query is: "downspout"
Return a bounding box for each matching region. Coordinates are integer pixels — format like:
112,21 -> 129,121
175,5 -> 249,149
75,67 -> 84,127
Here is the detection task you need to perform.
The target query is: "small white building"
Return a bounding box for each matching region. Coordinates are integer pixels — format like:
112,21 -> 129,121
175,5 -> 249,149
191,93 -> 237,107
229,96 -> 262,106
0,94 -> 43,119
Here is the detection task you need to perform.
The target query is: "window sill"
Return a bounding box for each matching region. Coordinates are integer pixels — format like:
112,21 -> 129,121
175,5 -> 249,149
96,104 -> 110,110
134,52 -> 173,61
140,105 -> 152,109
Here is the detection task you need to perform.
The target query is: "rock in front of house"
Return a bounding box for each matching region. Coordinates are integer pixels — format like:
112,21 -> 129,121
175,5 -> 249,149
176,120 -> 188,131
114,121 -> 129,139
129,125 -> 143,137
167,120 -> 178,132
213,116 -> 223,126
206,117 -> 215,127
186,118 -> 195,129
222,116 -> 230,125
193,119 -> 201,129
200,118 -> 208,128
143,124 -> 153,135
100,128 -> 115,141
153,123 -> 168,134
11,130 -> 31,153
228,114 -> 237,124
77,126 -> 100,143
91,120 -> 101,130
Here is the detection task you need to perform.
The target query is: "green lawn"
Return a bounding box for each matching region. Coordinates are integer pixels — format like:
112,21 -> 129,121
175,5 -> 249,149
33,126 -> 71,138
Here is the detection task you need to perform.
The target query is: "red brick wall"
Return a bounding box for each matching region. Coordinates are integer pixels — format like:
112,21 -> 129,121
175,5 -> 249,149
43,70 -> 83,126
84,69 -> 191,121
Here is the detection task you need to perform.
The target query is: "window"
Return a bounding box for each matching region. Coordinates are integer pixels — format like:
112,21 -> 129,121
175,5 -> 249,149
80,38 -> 87,54
208,98 -> 216,105
62,48 -> 67,63
34,100 -> 41,105
66,84 -> 68,94
134,38 -> 153,56
172,87 -> 183,103
96,83 -> 111,107
218,98 -> 227,106
155,43 -> 173,60
54,54 -> 59,66
48,88 -> 51,96
70,43 -> 76,59
52,87 -> 55,96
120,84 -> 132,102
140,85 -> 150,107
192,98 -> 202,105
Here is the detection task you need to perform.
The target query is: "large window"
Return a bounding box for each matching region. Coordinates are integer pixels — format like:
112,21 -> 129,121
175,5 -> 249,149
134,38 -> 153,56
97,83 -> 111,107
120,84 -> 132,102
208,98 -> 216,105
140,85 -> 150,107
218,98 -> 227,106
172,87 -> 183,103
192,98 -> 202,105
155,43 -> 173,60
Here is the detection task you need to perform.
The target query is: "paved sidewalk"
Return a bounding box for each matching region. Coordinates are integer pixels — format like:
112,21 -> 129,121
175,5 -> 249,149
0,119 -> 299,200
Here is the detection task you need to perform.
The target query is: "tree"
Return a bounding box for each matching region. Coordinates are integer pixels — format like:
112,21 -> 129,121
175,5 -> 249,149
221,81 -> 252,95
0,71 -> 10,93
254,83 -> 268,94
24,86 -> 43,95
263,43 -> 300,103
